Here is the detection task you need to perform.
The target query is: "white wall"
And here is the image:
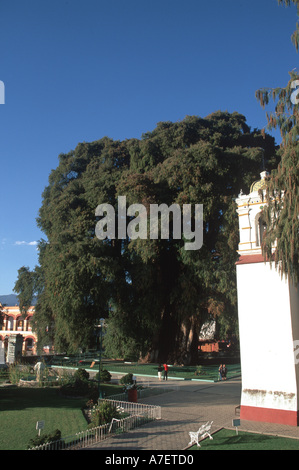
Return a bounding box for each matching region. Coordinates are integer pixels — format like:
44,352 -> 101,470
237,261 -> 298,411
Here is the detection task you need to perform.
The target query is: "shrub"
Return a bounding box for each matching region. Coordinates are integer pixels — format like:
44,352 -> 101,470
195,365 -> 206,376
88,400 -> 120,428
8,365 -> 20,384
60,376 -> 97,398
119,373 -> 133,385
0,367 -> 9,382
27,429 -> 62,449
74,368 -> 89,381
95,368 -> 111,383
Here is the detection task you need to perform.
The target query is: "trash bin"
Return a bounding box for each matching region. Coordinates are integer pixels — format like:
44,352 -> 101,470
128,388 -> 138,403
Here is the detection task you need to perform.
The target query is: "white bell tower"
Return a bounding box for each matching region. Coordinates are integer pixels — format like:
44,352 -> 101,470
236,172 -> 299,426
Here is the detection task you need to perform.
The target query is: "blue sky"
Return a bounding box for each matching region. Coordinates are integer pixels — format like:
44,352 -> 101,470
0,0 -> 298,295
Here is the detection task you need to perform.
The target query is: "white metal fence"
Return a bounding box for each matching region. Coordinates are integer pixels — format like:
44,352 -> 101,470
100,398 -> 162,420
28,399 -> 161,451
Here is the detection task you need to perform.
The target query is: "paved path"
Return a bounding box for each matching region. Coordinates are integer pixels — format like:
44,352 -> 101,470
84,375 -> 299,450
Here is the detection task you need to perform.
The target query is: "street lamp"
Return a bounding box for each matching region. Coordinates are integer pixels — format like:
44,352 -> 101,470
97,318 -> 105,400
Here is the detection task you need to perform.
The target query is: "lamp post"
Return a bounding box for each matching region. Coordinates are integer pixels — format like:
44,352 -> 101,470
97,318 -> 105,400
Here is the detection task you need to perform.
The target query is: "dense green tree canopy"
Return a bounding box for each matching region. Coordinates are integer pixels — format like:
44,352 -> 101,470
15,111 -> 279,362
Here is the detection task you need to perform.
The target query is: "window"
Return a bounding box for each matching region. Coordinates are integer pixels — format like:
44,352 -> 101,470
256,213 -> 267,247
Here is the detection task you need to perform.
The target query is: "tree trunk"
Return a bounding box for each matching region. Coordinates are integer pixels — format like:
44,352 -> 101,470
146,311 -> 199,365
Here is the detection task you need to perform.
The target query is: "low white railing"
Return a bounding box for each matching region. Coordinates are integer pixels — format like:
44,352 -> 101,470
98,398 -> 162,420
28,399 -> 161,450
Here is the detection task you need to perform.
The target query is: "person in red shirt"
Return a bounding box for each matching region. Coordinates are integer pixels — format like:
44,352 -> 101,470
163,363 -> 168,380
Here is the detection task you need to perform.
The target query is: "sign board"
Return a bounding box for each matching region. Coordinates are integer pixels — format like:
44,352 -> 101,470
36,421 -> 45,436
232,418 -> 240,435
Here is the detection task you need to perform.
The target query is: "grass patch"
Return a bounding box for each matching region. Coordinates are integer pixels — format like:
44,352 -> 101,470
0,383 -> 123,450
49,354 -> 241,381
190,428 -> 299,450
77,361 -> 241,382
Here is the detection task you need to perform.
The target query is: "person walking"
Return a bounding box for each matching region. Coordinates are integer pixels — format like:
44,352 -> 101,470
157,364 -> 163,381
222,364 -> 227,380
163,363 -> 168,380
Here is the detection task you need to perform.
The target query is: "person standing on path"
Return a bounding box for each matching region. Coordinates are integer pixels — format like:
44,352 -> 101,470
163,363 -> 168,380
218,364 -> 223,381
157,364 -> 163,381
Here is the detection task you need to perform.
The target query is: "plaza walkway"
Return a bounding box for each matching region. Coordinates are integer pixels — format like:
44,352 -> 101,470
84,374 -> 299,450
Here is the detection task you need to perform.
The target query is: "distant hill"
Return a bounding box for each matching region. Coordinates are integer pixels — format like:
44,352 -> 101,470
0,294 -> 19,306
0,295 -> 37,306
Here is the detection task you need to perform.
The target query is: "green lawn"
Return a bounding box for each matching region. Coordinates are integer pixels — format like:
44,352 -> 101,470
190,428 -> 299,450
74,360 -> 241,382
0,383 -> 123,450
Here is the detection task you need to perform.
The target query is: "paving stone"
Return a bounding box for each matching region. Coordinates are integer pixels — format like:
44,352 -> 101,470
84,376 -> 299,450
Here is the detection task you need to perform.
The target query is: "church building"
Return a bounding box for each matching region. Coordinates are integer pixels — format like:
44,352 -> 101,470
236,171 -> 299,426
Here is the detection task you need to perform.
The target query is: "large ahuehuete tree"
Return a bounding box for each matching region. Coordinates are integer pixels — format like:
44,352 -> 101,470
16,112 -> 279,362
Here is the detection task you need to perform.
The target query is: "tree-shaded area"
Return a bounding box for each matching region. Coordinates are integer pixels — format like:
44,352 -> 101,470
15,112 -> 279,363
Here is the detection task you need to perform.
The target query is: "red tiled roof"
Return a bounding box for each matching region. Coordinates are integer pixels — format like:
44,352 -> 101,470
236,254 -> 269,265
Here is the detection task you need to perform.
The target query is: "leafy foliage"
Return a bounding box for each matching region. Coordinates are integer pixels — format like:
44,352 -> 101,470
119,373 -> 134,385
278,0 -> 299,52
17,112 -> 279,362
13,266 -> 36,317
60,372 -> 97,398
95,367 -> 112,383
74,368 -> 90,381
27,429 -> 62,450
255,0 -> 299,282
88,400 -> 120,428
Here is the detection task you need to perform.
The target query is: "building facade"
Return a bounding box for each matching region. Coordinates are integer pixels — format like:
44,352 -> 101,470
0,304 -> 37,357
